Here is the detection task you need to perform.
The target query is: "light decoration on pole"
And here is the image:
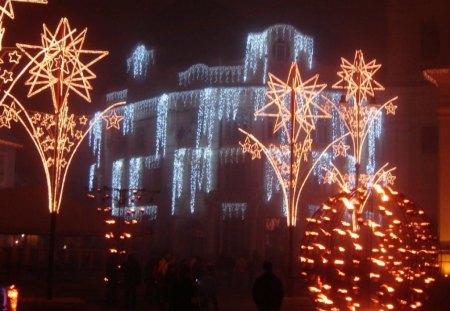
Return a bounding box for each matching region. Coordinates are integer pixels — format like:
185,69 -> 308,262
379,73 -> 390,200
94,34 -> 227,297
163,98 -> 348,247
0,17 -> 126,299
238,62 -> 332,296
299,50 -> 439,310
239,62 -> 331,226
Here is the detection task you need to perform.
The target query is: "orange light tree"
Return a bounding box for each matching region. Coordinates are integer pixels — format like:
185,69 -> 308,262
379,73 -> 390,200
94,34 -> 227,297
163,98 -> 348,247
0,18 -> 125,299
238,62 -> 332,295
299,51 -> 439,310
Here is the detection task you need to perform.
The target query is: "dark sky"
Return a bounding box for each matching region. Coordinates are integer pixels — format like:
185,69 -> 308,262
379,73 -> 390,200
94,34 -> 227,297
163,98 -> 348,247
7,0 -> 389,101
4,0 -> 389,197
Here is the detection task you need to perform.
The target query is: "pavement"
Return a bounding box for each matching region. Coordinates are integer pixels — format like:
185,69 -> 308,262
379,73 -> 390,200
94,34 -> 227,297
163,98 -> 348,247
5,268 -> 315,311
6,268 -> 450,310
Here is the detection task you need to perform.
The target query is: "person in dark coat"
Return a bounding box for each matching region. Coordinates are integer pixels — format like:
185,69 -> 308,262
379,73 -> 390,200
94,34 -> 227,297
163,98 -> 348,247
252,261 -> 284,311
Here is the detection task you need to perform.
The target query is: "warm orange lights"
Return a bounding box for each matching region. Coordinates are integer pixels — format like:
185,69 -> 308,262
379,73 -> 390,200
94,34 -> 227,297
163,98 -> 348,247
239,62 -> 331,226
300,186 -> 439,310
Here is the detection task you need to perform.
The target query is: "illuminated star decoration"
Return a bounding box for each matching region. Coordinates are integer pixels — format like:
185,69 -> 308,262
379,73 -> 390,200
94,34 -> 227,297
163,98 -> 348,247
0,16 -> 125,215
0,0 -> 47,50
102,109 -> 124,130
333,50 -> 384,102
17,17 -> 108,112
256,62 -> 331,143
239,63 -> 332,226
385,101 -> 398,115
332,140 -> 350,157
327,50 -> 398,175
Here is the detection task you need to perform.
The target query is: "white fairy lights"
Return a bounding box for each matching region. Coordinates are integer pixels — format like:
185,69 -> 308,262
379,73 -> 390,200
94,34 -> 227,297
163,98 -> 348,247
127,44 -> 154,79
221,202 -> 247,220
178,63 -> 244,87
90,27 -> 391,226
244,24 -> 314,83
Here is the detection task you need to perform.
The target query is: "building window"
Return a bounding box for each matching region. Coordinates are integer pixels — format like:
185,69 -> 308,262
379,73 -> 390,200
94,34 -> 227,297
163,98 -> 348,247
272,40 -> 290,62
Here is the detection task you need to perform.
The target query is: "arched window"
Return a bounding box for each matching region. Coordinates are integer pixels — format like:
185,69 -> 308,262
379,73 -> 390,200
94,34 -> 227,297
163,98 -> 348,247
421,19 -> 440,62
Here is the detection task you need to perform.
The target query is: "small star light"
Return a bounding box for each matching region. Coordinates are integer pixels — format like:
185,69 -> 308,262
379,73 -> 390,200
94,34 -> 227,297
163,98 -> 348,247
239,136 -> 253,153
385,101 -> 398,115
103,109 -> 124,130
17,17 -> 108,112
8,50 -> 20,63
332,141 -> 350,157
0,69 -> 12,83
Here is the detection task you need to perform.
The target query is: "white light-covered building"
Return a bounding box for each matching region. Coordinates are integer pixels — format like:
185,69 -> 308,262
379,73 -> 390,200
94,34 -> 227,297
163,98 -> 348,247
89,24 -> 394,261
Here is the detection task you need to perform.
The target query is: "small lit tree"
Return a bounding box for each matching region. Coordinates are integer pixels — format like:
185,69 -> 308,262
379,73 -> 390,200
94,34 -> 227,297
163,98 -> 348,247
0,17 -> 126,299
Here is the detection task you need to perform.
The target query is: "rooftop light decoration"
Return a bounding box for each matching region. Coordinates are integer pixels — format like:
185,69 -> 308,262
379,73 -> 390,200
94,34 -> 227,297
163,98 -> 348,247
0,17 -> 126,299
299,50 -> 439,310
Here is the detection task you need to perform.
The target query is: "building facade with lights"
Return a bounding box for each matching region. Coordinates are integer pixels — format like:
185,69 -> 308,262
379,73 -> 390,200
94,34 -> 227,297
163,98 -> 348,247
89,24 -> 397,262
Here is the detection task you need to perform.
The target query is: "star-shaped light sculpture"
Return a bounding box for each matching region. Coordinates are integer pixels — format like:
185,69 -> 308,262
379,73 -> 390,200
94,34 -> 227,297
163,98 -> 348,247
385,101 -> 398,115
256,62 -> 331,143
333,50 -> 384,102
102,109 -> 124,130
239,62 -> 331,227
8,50 -> 20,63
17,17 -> 108,112
332,140 -> 350,157
324,50 -> 399,189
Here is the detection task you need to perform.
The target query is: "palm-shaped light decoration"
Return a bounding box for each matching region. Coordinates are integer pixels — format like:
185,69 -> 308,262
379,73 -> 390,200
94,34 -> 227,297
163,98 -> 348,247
0,0 -> 47,50
238,62 -> 331,294
0,17 -> 126,299
299,51 -> 439,310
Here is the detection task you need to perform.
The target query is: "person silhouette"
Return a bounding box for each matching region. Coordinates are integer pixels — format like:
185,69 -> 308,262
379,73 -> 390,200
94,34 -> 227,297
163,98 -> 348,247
252,261 -> 284,311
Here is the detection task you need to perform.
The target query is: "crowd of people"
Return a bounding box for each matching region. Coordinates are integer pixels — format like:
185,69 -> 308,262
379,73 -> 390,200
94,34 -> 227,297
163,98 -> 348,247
104,252 -> 284,311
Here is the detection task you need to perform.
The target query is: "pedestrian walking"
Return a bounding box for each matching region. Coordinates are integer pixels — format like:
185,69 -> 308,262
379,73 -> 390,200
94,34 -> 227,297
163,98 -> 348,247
252,261 -> 284,311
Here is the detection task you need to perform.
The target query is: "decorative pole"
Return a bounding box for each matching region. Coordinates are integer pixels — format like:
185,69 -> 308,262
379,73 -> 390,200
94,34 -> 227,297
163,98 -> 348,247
239,63 -> 331,295
0,18 -> 126,299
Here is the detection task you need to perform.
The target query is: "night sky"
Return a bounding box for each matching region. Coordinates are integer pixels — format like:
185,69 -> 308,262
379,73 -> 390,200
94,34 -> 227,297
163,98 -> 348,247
4,0 -> 390,198
7,0 -> 389,101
